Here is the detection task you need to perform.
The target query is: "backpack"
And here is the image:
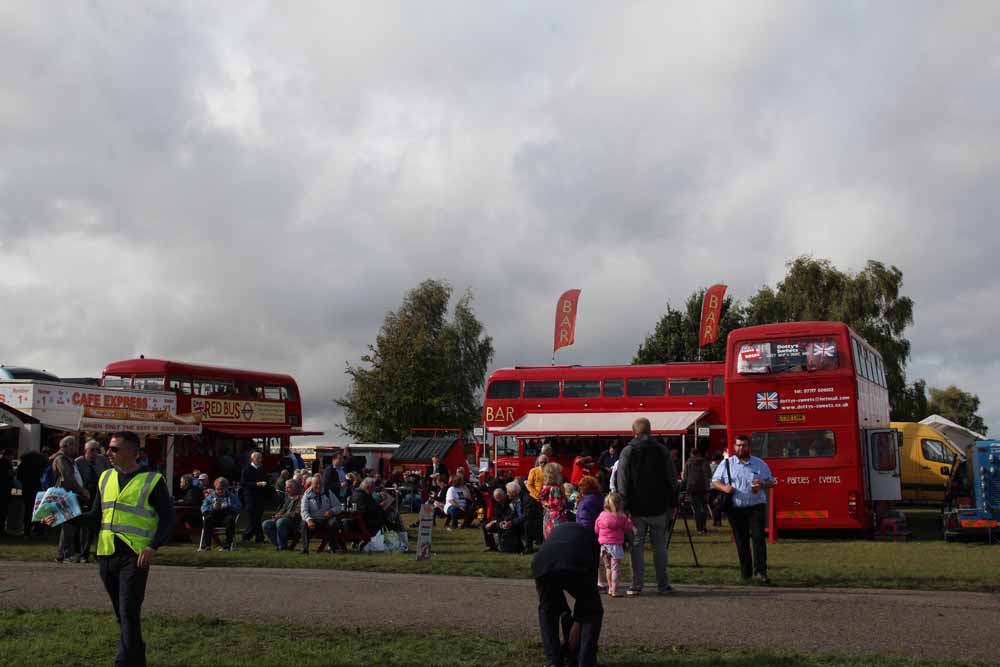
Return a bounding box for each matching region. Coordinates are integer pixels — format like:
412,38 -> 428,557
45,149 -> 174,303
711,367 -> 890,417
40,462 -> 57,490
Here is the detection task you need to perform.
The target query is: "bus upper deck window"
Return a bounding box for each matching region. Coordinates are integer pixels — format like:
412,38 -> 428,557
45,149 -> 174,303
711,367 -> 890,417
603,379 -> 624,397
627,377 -> 666,397
486,380 -> 520,399
524,381 -> 560,399
563,380 -> 601,398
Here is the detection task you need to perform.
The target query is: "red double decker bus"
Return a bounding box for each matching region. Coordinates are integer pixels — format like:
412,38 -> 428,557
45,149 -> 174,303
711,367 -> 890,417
102,358 -> 323,485
483,362 -> 727,478
724,322 -> 900,531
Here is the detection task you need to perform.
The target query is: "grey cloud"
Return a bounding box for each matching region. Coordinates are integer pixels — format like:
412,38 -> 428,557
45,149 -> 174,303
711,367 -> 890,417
2,2 -> 998,437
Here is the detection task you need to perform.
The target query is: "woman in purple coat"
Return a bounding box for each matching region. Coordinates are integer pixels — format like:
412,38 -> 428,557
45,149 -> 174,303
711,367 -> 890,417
574,476 -> 604,530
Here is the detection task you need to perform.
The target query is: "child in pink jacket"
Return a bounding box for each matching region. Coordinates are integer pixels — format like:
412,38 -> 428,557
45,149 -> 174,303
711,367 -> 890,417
593,492 -> 633,597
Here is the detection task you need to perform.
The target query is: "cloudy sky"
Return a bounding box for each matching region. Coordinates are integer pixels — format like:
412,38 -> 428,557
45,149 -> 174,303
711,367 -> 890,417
2,2 -> 998,440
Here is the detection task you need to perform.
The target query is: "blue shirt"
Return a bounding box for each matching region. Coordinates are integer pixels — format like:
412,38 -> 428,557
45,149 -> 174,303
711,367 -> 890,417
711,455 -> 774,508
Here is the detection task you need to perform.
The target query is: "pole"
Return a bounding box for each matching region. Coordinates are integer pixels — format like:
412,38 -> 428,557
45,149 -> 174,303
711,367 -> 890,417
682,433 -> 686,470
166,435 -> 175,494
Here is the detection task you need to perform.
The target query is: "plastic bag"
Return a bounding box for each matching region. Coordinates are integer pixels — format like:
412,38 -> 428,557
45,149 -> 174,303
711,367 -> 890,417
363,530 -> 386,553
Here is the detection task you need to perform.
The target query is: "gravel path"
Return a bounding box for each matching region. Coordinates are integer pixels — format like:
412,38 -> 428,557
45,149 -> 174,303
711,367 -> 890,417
2,561 -> 998,662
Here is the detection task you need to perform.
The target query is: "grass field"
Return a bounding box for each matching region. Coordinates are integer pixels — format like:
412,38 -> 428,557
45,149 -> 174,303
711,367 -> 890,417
2,508 -> 998,592
0,609 -> 988,667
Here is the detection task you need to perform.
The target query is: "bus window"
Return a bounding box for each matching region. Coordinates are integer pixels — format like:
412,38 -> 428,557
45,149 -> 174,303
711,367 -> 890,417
711,376 -> 725,395
281,385 -> 299,401
669,379 -> 709,396
103,375 -> 130,388
751,429 -> 836,458
603,378 -> 624,397
168,377 -> 192,394
564,380 -> 601,398
737,339 -> 839,374
522,438 -> 542,458
263,385 -> 282,400
627,377 -> 666,397
487,380 -> 521,399
524,381 -> 560,399
193,380 -> 235,396
133,377 -> 165,392
871,431 -> 896,471
495,436 -> 518,457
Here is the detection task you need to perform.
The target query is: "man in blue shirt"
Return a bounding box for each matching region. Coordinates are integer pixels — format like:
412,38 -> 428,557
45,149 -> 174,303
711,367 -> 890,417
712,434 -> 776,585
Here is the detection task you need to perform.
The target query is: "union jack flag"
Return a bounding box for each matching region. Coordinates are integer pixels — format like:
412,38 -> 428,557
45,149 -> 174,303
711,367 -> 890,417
813,342 -> 836,357
756,391 -> 779,411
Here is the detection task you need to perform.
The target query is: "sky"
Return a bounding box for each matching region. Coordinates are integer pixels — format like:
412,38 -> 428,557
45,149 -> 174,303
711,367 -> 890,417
2,2 -> 998,441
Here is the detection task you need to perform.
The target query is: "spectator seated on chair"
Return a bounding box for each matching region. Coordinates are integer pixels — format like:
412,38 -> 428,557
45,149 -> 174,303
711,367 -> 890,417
444,475 -> 471,531
300,474 -> 343,554
200,478 -> 241,551
264,479 -> 302,550
483,487 -> 523,553
175,474 -> 203,505
350,477 -> 385,538
430,475 -> 450,525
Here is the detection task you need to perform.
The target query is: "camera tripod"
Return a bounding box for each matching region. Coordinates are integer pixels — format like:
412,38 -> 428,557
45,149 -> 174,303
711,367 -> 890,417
665,492 -> 700,568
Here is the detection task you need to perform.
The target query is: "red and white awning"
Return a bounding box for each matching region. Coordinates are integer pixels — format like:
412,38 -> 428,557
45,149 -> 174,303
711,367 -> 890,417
495,410 -> 707,437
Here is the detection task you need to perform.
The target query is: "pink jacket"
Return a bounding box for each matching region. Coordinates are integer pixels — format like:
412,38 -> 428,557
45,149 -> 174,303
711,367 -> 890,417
594,511 -> 633,546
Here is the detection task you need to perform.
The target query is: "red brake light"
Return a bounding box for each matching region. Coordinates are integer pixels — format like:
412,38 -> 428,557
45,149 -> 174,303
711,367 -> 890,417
847,491 -> 859,517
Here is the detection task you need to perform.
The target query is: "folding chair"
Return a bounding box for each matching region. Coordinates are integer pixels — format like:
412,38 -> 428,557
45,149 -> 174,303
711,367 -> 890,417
198,512 -> 241,551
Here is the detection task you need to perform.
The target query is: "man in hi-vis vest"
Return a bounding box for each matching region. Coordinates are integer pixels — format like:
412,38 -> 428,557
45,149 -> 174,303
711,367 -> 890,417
52,430 -> 174,666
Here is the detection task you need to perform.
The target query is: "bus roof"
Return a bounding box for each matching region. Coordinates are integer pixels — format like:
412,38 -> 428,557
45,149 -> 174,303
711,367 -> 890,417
489,361 -> 725,380
103,358 -> 296,385
726,321 -> 853,341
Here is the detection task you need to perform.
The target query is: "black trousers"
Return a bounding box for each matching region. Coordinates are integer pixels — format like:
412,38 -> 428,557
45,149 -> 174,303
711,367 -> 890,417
535,573 -> 603,667
22,487 -> 40,536
202,511 -> 236,548
99,540 -> 150,667
727,504 -> 767,579
0,490 -> 9,535
243,497 -> 264,541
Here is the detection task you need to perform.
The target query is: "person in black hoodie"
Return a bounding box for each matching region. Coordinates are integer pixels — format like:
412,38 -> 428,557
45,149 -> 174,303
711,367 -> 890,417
612,417 -> 678,596
532,521 -> 603,667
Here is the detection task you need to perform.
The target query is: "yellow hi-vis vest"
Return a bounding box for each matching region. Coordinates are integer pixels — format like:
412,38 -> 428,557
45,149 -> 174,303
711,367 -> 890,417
97,468 -> 162,556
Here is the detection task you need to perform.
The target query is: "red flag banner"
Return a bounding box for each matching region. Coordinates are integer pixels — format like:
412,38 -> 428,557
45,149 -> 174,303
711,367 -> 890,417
699,284 -> 727,347
553,289 -> 582,354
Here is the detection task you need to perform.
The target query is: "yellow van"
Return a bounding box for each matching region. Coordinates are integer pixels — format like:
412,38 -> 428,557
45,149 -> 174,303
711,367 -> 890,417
892,422 -> 963,503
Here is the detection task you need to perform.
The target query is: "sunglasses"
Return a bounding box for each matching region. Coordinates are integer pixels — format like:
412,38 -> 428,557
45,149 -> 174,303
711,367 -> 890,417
107,446 -> 135,453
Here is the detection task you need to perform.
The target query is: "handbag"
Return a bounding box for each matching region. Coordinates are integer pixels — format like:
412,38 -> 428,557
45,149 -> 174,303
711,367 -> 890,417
709,458 -> 733,514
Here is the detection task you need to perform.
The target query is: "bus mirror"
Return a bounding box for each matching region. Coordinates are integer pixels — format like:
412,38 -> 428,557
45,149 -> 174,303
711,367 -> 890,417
941,466 -> 951,476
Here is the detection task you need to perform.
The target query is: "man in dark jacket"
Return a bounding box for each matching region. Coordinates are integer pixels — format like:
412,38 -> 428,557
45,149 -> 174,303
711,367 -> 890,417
351,478 -> 384,536
613,418 -> 678,595
512,482 -> 543,552
240,451 -> 270,543
532,522 -> 603,667
16,449 -> 47,537
0,448 -> 12,537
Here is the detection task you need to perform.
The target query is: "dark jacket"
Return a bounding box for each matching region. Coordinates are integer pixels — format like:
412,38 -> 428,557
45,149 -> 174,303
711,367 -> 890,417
176,484 -> 203,506
52,452 -> 87,499
241,464 -> 270,502
574,493 -> 604,530
613,436 -> 678,517
16,451 -> 47,492
75,456 -> 102,499
351,489 -> 384,535
531,522 -> 600,580
684,453 -> 712,494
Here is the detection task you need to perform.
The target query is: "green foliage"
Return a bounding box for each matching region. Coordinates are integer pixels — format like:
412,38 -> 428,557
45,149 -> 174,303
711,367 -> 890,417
893,379 -> 930,423
637,257 -> 922,419
336,279 -> 494,441
927,385 -> 988,435
634,290 -> 742,364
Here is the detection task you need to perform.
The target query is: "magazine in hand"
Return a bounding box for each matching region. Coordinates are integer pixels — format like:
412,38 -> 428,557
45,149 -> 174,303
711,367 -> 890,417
32,487 -> 82,527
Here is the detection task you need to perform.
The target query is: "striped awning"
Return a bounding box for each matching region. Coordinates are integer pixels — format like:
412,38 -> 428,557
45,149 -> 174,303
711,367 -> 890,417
495,410 -> 707,436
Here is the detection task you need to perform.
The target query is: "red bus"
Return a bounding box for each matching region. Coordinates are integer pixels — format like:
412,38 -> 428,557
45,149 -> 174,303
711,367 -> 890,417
483,363 -> 727,478
102,358 -> 322,486
724,322 -> 900,531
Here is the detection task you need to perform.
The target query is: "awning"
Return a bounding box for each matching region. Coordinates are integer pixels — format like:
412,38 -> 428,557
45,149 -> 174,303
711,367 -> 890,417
205,424 -> 324,438
495,410 -> 708,436
920,414 -> 984,455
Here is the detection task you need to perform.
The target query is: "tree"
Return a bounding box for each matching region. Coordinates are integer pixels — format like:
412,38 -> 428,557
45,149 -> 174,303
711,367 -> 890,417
743,257 -> 914,419
927,385 -> 988,435
336,279 -> 494,442
893,379 -> 929,423
634,290 -> 742,364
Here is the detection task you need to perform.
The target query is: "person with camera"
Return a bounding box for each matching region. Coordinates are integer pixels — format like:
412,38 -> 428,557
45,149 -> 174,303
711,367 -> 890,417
711,435 -> 776,585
